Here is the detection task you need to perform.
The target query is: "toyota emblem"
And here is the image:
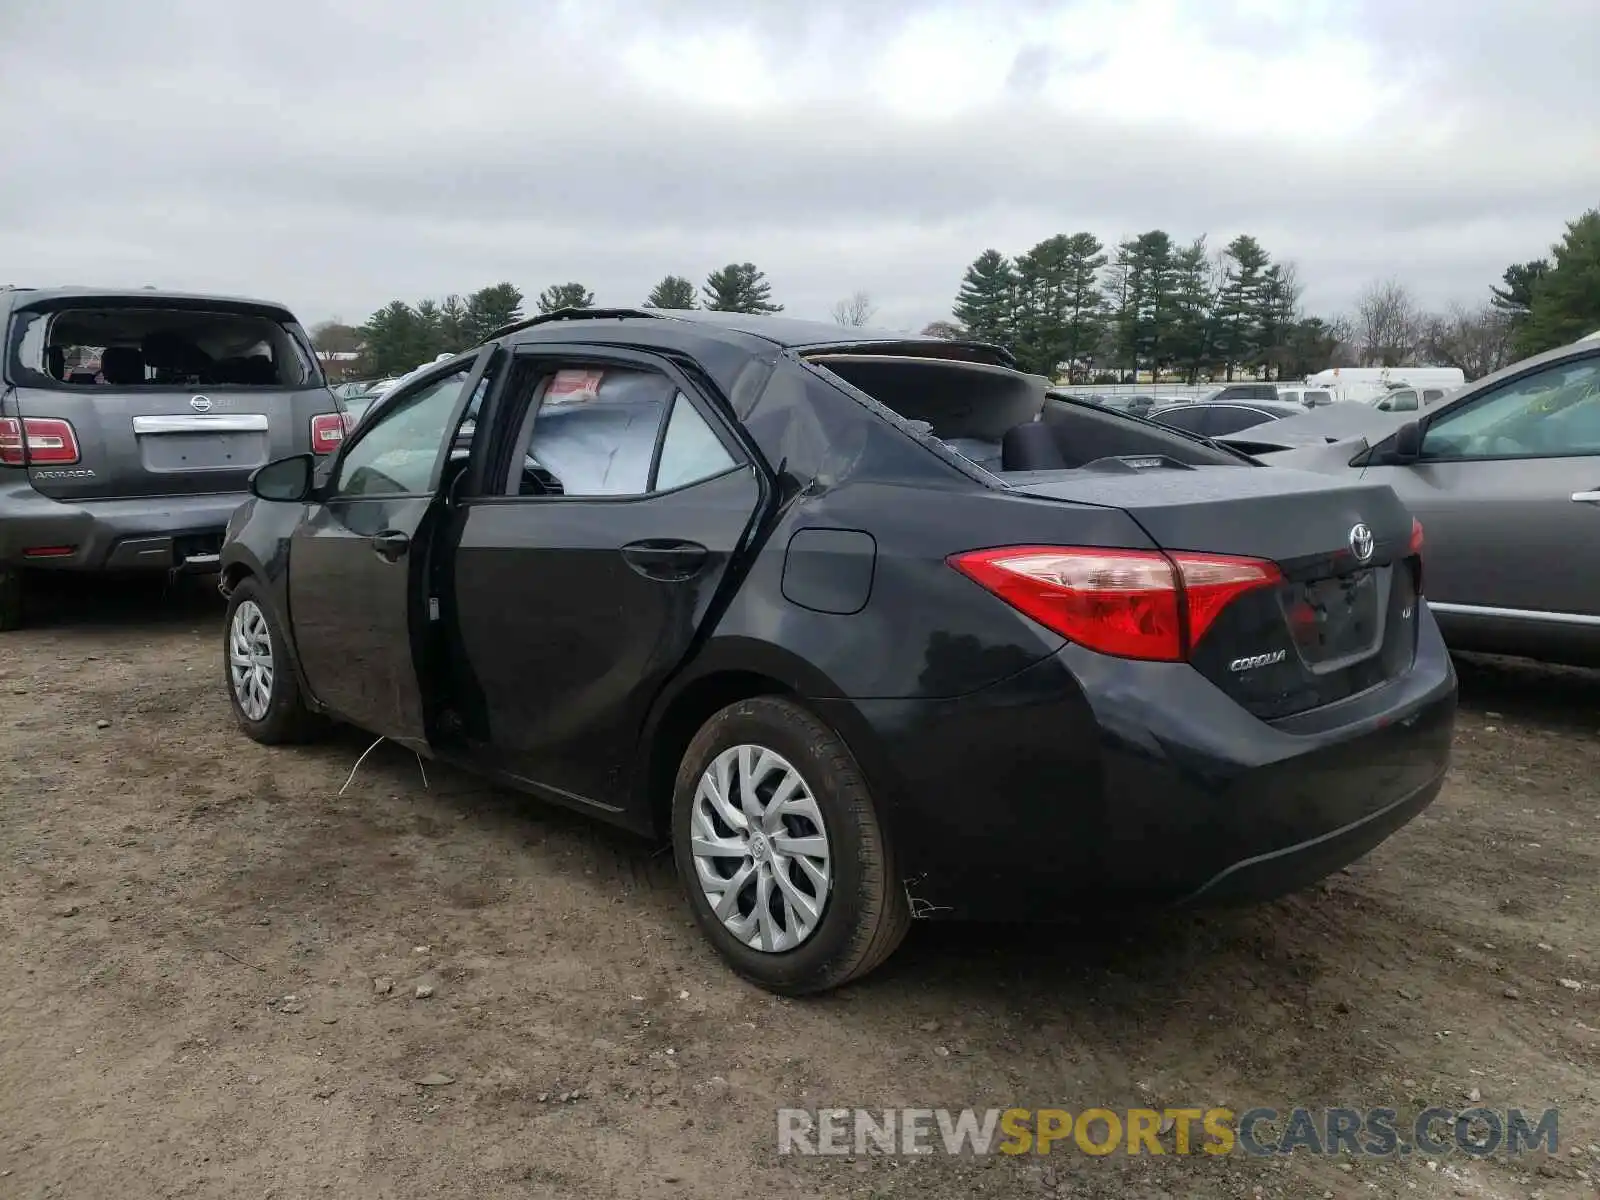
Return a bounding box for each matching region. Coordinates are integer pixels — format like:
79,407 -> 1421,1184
189,395 -> 212,413
1349,523 -> 1375,562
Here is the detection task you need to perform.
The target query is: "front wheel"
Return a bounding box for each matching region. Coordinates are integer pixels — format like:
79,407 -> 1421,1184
671,696 -> 910,995
223,578 -> 319,744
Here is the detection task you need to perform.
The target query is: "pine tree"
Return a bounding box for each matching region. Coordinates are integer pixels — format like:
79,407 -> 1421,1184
413,299 -> 444,362
1213,236 -> 1272,380
1168,238 -> 1216,383
1516,209 -> 1600,357
1013,235 -> 1107,378
1491,260 -> 1549,319
536,282 -> 595,314
463,283 -> 525,342
438,295 -> 470,352
360,301 -> 423,377
1257,263 -> 1302,379
644,275 -> 697,309
952,250 -> 1018,350
702,263 -> 782,313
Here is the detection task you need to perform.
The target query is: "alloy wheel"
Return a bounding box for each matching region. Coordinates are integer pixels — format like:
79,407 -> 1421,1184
689,743 -> 833,952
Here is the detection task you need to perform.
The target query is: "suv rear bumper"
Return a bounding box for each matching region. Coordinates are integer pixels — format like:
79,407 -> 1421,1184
817,607 -> 1457,920
0,477 -> 245,572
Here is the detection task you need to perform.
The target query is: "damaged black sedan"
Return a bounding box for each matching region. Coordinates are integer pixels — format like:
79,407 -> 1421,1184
219,309 -> 1456,994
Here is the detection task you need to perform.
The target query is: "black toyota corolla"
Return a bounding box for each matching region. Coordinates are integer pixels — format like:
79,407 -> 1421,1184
219,308 -> 1456,994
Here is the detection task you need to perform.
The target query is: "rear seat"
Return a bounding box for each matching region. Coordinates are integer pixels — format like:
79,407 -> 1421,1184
1000,421 -> 1068,471
100,346 -> 146,384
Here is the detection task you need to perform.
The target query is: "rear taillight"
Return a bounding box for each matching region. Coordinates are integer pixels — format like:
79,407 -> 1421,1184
1176,553 -> 1287,645
1409,517 -> 1424,594
948,545 -> 1282,662
0,417 -> 81,465
310,412 -> 351,454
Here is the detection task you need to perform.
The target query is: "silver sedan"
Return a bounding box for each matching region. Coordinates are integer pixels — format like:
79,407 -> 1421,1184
1220,337 -> 1600,666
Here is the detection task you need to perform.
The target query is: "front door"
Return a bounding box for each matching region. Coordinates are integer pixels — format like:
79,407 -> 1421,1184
446,349 -> 763,811
1364,348 -> 1600,617
288,348 -> 495,748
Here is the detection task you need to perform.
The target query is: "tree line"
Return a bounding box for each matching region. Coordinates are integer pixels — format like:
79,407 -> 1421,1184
947,232 -> 1330,383
314,207 -> 1598,384
943,206 -> 1599,384
322,264 -> 783,377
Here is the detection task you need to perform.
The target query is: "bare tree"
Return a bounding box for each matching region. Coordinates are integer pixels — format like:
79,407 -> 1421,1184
920,320 -> 965,340
1420,303 -> 1514,380
1352,279 -> 1423,367
830,291 -> 877,327
1325,314 -> 1359,368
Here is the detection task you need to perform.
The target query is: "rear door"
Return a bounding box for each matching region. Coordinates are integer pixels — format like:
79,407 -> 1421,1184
445,346 -> 763,810
1363,348 -> 1600,618
287,348 -> 495,749
6,297 -> 341,501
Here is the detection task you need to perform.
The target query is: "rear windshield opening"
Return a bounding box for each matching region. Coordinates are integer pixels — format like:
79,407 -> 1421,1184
808,352 -> 1244,474
13,305 -> 318,389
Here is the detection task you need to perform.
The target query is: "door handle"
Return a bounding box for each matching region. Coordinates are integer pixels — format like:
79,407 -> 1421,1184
1572,491 -> 1600,504
620,539 -> 709,580
370,530 -> 411,561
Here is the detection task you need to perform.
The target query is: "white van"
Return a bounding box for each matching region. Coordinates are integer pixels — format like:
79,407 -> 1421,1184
1304,366 -> 1465,391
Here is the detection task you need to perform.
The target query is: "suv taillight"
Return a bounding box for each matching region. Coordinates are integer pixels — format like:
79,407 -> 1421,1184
0,417 -> 81,465
949,545 -> 1282,662
310,412 -> 352,454
1409,518 -> 1424,594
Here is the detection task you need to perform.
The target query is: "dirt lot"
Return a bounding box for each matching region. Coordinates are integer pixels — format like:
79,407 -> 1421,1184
0,579 -> 1596,1200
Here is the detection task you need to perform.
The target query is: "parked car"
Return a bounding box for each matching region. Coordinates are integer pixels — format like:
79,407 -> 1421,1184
1218,336 -> 1600,665
1147,398 -> 1309,438
1199,383 -> 1280,403
1049,390 -> 1158,416
1370,384 -> 1456,413
332,380 -> 376,402
0,286 -> 351,628
219,308 -> 1455,993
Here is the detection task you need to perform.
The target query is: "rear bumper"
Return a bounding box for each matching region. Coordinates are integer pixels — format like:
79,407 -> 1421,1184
0,477 -> 245,572
818,608 -> 1457,920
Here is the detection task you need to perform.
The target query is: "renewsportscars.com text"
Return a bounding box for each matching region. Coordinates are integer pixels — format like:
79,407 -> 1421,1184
777,1106 -> 1559,1158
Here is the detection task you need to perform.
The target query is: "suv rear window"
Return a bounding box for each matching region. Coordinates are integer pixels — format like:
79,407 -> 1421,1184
11,305 -> 319,389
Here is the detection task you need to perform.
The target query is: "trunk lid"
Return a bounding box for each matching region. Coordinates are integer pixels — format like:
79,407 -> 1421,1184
1008,459 -> 1422,719
12,384 -> 337,500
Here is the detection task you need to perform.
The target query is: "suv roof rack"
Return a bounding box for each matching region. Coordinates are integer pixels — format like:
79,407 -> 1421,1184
480,307 -> 664,343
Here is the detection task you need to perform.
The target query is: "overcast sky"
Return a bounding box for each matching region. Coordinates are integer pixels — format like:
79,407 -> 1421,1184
2,0 -> 1596,332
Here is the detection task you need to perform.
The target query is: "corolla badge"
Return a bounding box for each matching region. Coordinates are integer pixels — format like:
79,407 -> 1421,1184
189,395 -> 212,412
1349,522 -> 1375,562
1229,649 -> 1287,672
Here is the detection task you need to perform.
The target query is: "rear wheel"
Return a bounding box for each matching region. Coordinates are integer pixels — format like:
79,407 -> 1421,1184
224,577 -> 318,744
671,696 -> 909,994
0,569 -> 22,631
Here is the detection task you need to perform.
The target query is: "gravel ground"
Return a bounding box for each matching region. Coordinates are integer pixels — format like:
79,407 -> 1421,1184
0,578 -> 1596,1200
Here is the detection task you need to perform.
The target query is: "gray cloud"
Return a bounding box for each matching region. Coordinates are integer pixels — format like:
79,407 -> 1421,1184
2,0 -> 1596,331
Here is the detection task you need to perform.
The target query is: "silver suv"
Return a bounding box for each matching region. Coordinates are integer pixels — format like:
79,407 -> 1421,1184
0,286 -> 349,628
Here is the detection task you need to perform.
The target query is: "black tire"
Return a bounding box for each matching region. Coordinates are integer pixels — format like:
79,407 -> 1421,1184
0,569 -> 22,631
223,577 -> 319,744
671,696 -> 910,995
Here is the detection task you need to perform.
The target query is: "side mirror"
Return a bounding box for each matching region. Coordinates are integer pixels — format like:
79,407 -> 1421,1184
1390,421 -> 1422,463
249,453 -> 316,502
